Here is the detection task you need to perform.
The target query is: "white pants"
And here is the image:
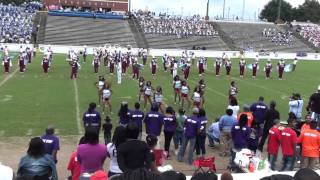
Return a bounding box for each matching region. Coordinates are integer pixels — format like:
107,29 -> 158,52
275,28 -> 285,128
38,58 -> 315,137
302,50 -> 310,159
172,69 -> 177,78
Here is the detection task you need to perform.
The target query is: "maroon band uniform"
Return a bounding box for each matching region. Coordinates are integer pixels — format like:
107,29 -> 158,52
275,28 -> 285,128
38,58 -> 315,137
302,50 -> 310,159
42,58 -> 49,73
215,59 -> 221,76
70,61 -> 79,79
109,59 -> 115,74
132,62 -> 140,79
93,57 -> 100,73
265,62 -> 272,79
19,56 -> 25,72
239,59 -> 246,76
184,62 -> 190,80
198,58 -> 205,75
252,61 -> 258,77
3,57 -> 11,73
278,60 -> 285,79
225,60 -> 232,75
151,58 -> 157,75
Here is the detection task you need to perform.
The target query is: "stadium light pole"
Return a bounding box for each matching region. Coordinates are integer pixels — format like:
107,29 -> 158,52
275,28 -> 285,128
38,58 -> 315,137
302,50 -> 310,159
242,0 -> 245,20
205,0 -> 209,20
277,0 -> 282,22
223,0 -> 226,19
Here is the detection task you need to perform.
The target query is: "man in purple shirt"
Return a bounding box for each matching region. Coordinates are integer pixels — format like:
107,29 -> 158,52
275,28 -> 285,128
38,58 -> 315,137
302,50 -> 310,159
41,126 -> 60,163
177,108 -> 201,165
250,96 -> 268,126
130,102 -> 145,140
144,103 -> 163,137
82,102 -> 101,134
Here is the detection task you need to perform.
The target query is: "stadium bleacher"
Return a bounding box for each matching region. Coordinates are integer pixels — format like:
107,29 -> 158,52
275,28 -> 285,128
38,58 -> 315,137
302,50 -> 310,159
215,22 -> 314,52
43,16 -> 137,47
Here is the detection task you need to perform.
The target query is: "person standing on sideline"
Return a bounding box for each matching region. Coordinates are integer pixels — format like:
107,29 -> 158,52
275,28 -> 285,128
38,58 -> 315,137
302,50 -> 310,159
41,126 -> 60,163
297,120 -> 320,169
207,117 -> 221,148
130,102 -> 145,140
227,98 -> 240,119
117,123 -> 153,172
280,117 -> 297,171
219,109 -> 237,157
118,101 -> 131,126
289,93 -> 304,121
195,108 -> 208,158
230,114 -> 251,170
267,120 -> 281,171
174,108 -> 186,155
250,96 -> 268,127
177,108 -> 201,165
82,102 -> 102,134
144,103 -> 164,140
102,116 -> 113,145
67,136 -> 87,180
237,105 -> 254,127
163,106 -> 176,159
258,101 -> 280,151
77,128 -> 107,175
307,85 -> 320,121
106,126 -> 126,177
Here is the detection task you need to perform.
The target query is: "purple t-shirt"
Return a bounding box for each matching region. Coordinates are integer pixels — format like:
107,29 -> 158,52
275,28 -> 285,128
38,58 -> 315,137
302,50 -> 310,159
119,111 -> 131,125
82,110 -> 101,129
250,101 -> 268,124
163,115 -> 176,132
41,134 -> 60,156
184,115 -> 201,139
144,111 -> 163,136
77,143 -> 107,173
231,123 -> 251,150
130,110 -> 145,131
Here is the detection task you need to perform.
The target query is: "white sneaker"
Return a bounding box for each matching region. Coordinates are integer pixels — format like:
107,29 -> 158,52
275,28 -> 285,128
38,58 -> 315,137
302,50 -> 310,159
174,150 -> 179,156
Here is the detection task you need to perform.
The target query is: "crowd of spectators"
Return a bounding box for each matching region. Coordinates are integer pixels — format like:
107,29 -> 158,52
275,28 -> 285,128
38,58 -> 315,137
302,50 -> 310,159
133,10 -> 218,39
0,2 -> 41,44
262,28 -> 295,46
298,25 -> 320,48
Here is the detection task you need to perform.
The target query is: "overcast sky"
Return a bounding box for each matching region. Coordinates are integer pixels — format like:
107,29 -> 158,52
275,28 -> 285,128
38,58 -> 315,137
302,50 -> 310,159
131,0 -> 306,20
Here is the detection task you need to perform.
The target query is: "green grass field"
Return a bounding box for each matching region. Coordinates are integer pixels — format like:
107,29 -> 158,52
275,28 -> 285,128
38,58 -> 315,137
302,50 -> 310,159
0,53 -> 319,137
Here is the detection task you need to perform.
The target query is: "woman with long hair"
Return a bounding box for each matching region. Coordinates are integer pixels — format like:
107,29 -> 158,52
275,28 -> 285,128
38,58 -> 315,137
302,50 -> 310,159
163,106 -> 176,159
107,126 -> 127,177
95,76 -> 105,105
154,86 -> 165,113
138,77 -> 145,102
173,75 -> 181,104
17,137 -> 58,180
118,102 -> 131,126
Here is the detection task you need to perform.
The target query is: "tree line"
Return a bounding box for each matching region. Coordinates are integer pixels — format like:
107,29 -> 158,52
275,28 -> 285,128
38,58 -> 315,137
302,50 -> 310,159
260,0 -> 320,23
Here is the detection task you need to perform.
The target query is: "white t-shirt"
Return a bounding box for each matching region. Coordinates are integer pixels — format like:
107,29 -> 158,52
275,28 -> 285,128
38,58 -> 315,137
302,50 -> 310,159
227,105 -> 240,118
0,163 -> 13,180
107,143 -> 123,174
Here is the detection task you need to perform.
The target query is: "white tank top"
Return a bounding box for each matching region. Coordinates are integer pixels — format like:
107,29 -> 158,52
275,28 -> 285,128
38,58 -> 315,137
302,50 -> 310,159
145,86 -> 152,95
181,86 -> 189,94
103,89 -> 111,98
154,93 -> 163,103
107,143 -> 123,173
98,81 -> 104,90
174,80 -> 182,89
193,92 -> 201,102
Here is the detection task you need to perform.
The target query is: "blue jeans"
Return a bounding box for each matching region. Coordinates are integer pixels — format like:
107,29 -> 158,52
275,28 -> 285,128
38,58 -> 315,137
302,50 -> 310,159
281,155 -> 295,171
174,130 -> 183,147
268,154 -> 278,171
207,133 -> 220,146
177,136 -> 196,165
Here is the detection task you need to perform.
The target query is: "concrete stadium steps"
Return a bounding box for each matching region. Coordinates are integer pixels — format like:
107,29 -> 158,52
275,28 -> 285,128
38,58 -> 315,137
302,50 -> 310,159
216,22 -> 314,52
144,34 -> 229,50
44,16 -> 137,47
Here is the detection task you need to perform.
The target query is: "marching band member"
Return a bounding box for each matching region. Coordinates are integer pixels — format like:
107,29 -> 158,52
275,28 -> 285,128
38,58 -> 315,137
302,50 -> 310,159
264,59 -> 272,79
278,59 -> 285,80
239,58 -> 246,78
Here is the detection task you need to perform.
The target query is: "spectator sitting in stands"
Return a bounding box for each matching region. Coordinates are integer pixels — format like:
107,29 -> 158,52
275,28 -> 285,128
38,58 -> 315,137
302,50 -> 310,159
17,137 -> 58,180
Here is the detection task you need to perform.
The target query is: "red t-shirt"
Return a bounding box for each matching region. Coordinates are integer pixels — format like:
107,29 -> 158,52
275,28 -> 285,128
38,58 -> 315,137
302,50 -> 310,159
280,127 -> 297,156
67,151 -> 81,180
267,126 -> 281,155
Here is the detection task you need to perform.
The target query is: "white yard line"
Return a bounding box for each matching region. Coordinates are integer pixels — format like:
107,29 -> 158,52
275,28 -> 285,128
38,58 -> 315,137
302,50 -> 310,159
190,79 -> 228,99
0,68 -> 19,88
73,80 -> 83,135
